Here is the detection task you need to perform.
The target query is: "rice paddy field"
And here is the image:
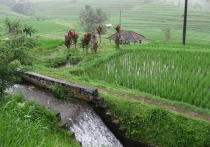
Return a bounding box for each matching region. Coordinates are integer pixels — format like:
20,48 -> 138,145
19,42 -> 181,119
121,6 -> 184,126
84,44 -> 210,109
1,0 -> 210,42
1,0 -> 210,146
28,0 -> 210,42
1,0 -> 209,121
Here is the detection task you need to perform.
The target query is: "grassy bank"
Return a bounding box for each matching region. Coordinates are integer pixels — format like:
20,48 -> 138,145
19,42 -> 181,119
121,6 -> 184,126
23,40 -> 210,147
1,0 -> 210,146
0,93 -> 80,147
103,92 -> 210,147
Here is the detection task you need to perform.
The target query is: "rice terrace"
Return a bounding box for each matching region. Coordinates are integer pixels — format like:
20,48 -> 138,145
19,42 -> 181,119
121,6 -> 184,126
1,0 -> 210,147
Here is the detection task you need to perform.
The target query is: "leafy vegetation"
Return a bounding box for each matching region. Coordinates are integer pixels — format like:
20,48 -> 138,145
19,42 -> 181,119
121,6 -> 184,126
82,47 -> 210,109
50,83 -> 73,99
25,40 -> 210,146
0,18 -> 38,96
1,0 -> 210,146
104,92 -> 210,147
0,93 -> 79,147
79,5 -> 108,32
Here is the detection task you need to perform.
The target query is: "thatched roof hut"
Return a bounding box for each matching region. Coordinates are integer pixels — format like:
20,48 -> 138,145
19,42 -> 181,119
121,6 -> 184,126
106,30 -> 145,44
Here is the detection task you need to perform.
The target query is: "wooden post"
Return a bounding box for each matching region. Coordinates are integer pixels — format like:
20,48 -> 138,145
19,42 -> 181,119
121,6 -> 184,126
182,0 -> 188,45
120,10 -> 121,26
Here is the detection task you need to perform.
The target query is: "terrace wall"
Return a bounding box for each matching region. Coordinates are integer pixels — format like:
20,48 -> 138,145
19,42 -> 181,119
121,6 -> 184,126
22,71 -> 157,147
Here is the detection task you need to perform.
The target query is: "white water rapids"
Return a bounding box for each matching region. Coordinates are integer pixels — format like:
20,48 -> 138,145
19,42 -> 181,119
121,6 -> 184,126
7,84 -> 123,147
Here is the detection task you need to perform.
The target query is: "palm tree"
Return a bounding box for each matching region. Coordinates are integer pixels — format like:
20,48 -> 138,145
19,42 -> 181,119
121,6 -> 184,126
95,8 -> 108,24
79,5 -> 108,32
79,5 -> 95,31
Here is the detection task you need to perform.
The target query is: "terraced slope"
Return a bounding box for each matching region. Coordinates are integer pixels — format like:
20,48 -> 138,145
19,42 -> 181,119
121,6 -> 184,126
29,0 -> 210,42
1,0 -> 210,42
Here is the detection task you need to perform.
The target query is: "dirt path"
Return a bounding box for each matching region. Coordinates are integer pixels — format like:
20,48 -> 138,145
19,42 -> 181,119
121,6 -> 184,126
36,72 -> 210,122
98,87 -> 210,122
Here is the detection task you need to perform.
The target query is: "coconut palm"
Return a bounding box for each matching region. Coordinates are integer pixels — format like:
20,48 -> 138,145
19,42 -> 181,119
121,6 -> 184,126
79,5 -> 95,31
95,8 -> 108,24
79,5 -> 108,32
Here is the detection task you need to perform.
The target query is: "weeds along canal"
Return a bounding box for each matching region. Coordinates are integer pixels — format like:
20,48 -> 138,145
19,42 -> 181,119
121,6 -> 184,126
8,84 -> 122,147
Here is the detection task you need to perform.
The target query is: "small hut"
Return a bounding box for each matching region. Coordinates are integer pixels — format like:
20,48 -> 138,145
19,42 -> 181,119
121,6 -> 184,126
106,24 -> 113,29
106,30 -> 145,44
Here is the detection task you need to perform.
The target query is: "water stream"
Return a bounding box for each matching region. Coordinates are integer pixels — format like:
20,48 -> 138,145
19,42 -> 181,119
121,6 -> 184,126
8,84 -> 122,147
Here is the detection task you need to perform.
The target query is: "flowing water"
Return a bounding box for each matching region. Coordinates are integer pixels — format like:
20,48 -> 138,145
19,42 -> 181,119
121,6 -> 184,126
8,84 -> 122,147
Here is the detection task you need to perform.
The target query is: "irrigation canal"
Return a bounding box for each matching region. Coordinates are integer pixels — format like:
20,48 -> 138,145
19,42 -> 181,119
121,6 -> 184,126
8,84 -> 123,147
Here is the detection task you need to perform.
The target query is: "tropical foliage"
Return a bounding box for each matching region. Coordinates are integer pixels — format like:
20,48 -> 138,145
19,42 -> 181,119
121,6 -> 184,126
64,30 -> 78,50
0,18 -> 38,96
1,1 -> 210,147
81,32 -> 91,54
79,5 -> 108,32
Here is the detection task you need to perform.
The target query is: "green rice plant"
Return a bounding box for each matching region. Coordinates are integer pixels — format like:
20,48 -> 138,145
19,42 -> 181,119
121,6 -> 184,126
1,0 -> 210,43
182,91 -> 189,103
38,39 -> 63,50
82,47 -> 210,109
201,96 -> 208,109
194,96 -> 201,107
208,102 -> 210,110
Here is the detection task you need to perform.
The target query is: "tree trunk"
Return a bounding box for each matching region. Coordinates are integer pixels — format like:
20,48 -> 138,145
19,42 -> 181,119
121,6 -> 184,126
86,45 -> 88,55
99,34 -> 101,43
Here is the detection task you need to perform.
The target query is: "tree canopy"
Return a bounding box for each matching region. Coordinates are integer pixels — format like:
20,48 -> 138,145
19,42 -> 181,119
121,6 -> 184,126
79,5 -> 108,32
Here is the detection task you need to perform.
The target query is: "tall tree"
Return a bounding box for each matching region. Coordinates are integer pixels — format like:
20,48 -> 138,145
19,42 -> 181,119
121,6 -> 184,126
95,8 -> 108,24
79,5 -> 108,32
79,5 -> 95,30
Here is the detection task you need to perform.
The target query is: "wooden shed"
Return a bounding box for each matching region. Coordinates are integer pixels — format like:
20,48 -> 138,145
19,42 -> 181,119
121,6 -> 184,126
106,30 -> 145,44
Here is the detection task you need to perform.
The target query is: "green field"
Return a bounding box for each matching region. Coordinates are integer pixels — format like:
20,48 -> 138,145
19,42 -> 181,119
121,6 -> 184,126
29,41 -> 210,146
83,46 -> 210,108
1,0 -> 210,146
1,0 -> 210,42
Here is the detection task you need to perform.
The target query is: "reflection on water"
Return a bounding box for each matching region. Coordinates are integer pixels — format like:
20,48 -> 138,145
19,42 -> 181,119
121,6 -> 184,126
9,84 -> 122,147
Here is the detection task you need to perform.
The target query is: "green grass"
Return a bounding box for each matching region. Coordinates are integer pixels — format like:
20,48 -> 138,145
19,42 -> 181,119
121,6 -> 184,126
1,0 -> 210,43
22,41 -> 210,146
103,92 -> 210,147
1,0 -> 210,146
71,42 -> 210,107
0,93 -> 80,147
38,39 -> 64,50
31,46 -> 68,68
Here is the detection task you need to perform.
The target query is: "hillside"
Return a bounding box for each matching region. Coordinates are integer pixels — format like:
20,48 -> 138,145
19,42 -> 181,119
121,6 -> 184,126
1,0 -> 210,146
0,0 -> 210,43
